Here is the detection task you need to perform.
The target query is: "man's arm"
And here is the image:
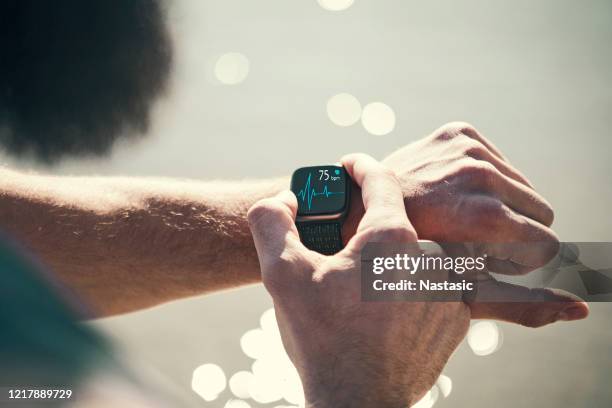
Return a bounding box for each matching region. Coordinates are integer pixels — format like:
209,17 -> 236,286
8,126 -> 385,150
0,167 -> 285,316
0,122 -> 563,317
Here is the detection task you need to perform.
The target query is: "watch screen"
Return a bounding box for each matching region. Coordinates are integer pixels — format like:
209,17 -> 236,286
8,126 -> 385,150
291,165 -> 349,216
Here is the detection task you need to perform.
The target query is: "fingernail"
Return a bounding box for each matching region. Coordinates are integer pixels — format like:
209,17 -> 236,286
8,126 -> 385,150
557,306 -> 587,321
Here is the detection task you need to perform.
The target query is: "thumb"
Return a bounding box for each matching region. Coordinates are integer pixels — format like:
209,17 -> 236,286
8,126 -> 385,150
248,190 -> 306,269
467,279 -> 589,328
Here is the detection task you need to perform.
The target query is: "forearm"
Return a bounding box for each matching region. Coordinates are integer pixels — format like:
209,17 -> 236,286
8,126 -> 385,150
0,167 -> 286,316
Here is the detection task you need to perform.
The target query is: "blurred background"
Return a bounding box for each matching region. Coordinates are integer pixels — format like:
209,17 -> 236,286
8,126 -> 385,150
2,0 -> 611,406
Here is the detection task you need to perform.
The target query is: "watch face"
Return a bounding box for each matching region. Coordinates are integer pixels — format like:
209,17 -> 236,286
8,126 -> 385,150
291,165 -> 349,216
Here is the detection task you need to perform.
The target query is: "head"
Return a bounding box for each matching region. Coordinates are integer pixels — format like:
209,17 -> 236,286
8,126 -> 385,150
0,0 -> 173,163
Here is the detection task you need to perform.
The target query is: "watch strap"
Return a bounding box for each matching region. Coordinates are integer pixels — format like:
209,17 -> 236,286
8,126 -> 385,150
296,221 -> 343,255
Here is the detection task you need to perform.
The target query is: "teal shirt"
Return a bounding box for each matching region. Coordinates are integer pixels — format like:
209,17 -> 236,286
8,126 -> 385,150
0,237 -> 110,387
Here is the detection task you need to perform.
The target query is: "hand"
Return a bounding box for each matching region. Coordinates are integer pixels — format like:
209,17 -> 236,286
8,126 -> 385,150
347,122 -> 559,275
380,122 -> 589,326
249,154 -> 469,407
249,154 -> 589,407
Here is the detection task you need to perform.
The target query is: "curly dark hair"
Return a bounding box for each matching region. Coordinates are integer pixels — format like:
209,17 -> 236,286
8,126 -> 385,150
0,0 -> 173,162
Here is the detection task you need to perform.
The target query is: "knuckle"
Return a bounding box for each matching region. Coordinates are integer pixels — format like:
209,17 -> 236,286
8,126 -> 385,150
517,308 -> 544,328
450,121 -> 478,135
515,301 -> 556,328
455,160 -> 498,187
435,121 -> 479,141
469,198 -> 510,229
461,140 -> 489,159
432,128 -> 455,142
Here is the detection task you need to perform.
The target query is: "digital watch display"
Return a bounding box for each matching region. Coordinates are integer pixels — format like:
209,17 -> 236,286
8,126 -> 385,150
290,165 -> 351,255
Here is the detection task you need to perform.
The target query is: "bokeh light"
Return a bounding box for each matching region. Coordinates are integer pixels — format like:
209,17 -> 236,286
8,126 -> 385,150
240,329 -> 267,359
224,399 -> 251,408
411,385 -> 439,408
191,363 -> 227,402
279,366 -> 304,406
326,93 -> 362,127
214,52 -> 250,85
361,102 -> 396,135
229,371 -> 254,399
236,308 -> 306,406
467,321 -> 502,356
194,308 -> 457,407
317,0 -> 355,11
436,374 -> 452,398
260,308 -> 281,336
233,309 -> 459,407
248,367 -> 283,404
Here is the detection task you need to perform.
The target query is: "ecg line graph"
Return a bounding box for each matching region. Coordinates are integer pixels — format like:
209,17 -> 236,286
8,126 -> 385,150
297,172 -> 344,210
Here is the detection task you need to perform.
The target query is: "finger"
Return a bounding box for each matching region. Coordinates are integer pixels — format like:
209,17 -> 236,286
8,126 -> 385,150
341,153 -> 416,240
480,216 -> 559,274
467,278 -> 589,327
463,160 -> 554,226
493,175 -> 554,226
463,140 -> 534,188
247,190 -> 308,269
434,122 -> 509,162
450,195 -> 559,274
456,122 -> 508,162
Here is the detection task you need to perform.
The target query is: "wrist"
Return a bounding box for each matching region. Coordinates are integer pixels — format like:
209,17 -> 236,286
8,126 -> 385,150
299,359 -> 415,408
303,381 -> 413,408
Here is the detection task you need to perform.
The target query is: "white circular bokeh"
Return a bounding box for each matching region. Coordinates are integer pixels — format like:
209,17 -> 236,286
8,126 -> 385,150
215,52 -> 250,85
229,371 -> 254,399
467,321 -> 502,356
436,374 -> 452,398
236,309 -> 305,406
224,399 -> 251,408
191,363 -> 226,401
361,102 -> 396,135
411,385 -> 439,408
317,0 -> 355,11
260,308 -> 280,336
326,93 -> 362,127
240,329 -> 267,359
248,367 -> 283,404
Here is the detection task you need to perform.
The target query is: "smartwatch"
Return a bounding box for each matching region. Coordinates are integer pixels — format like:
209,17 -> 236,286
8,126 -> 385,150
290,165 -> 351,255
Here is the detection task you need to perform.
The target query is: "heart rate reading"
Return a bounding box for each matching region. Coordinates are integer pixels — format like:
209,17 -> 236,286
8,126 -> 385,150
297,172 -> 345,211
291,166 -> 348,216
